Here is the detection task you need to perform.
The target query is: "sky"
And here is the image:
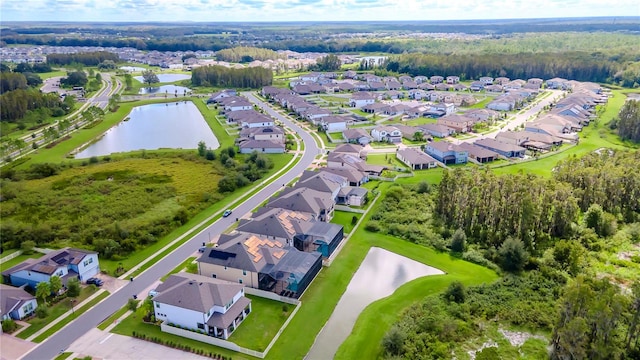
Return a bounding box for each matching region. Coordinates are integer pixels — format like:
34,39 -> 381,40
1,0 -> 638,22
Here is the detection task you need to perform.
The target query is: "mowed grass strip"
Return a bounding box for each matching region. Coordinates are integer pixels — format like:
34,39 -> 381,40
33,291 -> 110,343
97,305 -> 129,331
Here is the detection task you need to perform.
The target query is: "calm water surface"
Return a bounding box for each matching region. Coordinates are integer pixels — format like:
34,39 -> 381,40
138,85 -> 192,95
306,247 -> 444,360
134,74 -> 191,83
75,101 -> 219,158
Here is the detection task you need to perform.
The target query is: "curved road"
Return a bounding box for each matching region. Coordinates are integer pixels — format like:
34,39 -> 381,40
23,92 -> 320,360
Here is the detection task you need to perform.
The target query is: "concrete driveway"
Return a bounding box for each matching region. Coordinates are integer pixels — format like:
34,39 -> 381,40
68,328 -> 207,360
93,273 -> 129,294
0,334 -> 35,360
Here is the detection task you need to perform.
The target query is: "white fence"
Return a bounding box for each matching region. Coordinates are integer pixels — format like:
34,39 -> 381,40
0,251 -> 21,265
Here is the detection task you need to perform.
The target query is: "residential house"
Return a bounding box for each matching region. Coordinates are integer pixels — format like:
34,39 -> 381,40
453,84 -> 468,92
465,108 -> 500,123
342,128 -> 373,146
408,89 -> 428,100
487,94 -> 519,111
207,89 -> 237,104
218,96 -> 253,112
432,103 -> 456,116
396,148 -> 438,170
152,274 -> 251,340
446,76 -> 460,84
226,109 -> 263,124
383,90 -> 403,100
2,248 -> 100,288
266,187 -> 335,222
474,138 -> 526,158
349,92 -> 376,108
303,107 -> 332,124
430,76 -> 444,84
402,80 -> 418,90
239,140 -> 285,154
320,167 -> 368,187
238,126 -> 284,143
321,116 -> 349,132
479,77 -> 494,85
327,152 -> 385,176
371,126 -> 402,143
237,207 -> 344,258
361,103 -> 388,114
334,143 -> 366,159
546,78 -> 571,90
296,170 -> 345,202
398,75 -> 413,83
485,84 -> 504,93
385,80 -> 402,91
394,124 -> 424,141
456,142 -> 499,163
524,122 -> 579,142
240,116 -> 275,129
527,78 -> 544,87
504,79 -> 526,90
470,81 -> 485,92
417,123 -> 455,138
437,114 -> 474,133
418,83 -> 435,91
0,284 -> 38,321
494,131 -> 530,146
414,76 -> 429,84
425,141 -> 468,164
198,233 -> 321,298
494,77 -> 510,85
337,187 -> 368,207
435,83 -> 452,91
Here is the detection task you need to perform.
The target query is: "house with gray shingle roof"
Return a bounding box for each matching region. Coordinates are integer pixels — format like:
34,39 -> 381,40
342,128 -> 373,146
266,187 -> 335,222
152,273 -> 251,340
396,148 -> 437,170
1,284 -> 38,321
2,248 -> 99,288
198,232 -> 322,298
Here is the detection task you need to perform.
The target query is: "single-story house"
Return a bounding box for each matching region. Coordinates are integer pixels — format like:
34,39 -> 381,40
417,123 -> 455,138
349,92 -> 376,108
320,167 -> 368,187
321,116 -> 349,132
430,76 -> 444,84
437,114 -> 474,133
446,76 -> 460,84
479,77 -> 494,85
238,126 -> 284,143
474,138 -> 526,158
470,81 -> 485,91
240,116 -> 275,129
153,274 -> 251,340
342,128 -> 373,146
425,141 -> 468,164
1,284 -> 38,321
456,142 -> 499,163
327,152 -> 385,176
2,248 -> 99,288
396,148 -> 438,170
238,139 -> 286,154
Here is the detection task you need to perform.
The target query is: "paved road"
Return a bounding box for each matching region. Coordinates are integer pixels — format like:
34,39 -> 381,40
22,91 -> 319,360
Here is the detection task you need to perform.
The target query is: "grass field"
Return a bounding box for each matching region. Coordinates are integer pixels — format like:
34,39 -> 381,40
331,210 -> 359,234
367,153 -> 409,170
229,295 -> 294,351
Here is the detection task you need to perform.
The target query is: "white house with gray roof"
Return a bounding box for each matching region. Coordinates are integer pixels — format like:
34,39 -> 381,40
153,273 -> 251,340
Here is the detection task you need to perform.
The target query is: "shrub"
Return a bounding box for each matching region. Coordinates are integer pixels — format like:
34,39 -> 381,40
2,319 -> 17,333
36,305 -> 49,318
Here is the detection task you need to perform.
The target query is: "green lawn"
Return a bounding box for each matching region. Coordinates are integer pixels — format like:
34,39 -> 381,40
0,249 -> 20,259
33,291 -> 110,343
161,257 -> 197,281
229,295 -> 294,351
404,117 -> 438,126
327,132 -> 344,141
366,153 -> 409,170
38,70 -> 67,80
97,305 -> 129,331
331,211 -> 359,234
17,287 -> 100,340
318,95 -> 349,104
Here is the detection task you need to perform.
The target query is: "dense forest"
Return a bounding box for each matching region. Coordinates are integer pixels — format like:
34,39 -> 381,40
191,65 -> 272,88
0,150 -> 274,259
214,46 -> 284,63
612,100 -> 640,142
383,52 -> 631,84
46,51 -> 120,66
0,70 -> 74,124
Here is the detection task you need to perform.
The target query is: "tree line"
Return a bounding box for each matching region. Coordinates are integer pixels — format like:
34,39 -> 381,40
46,51 -> 119,66
191,65 -> 272,88
214,46 -> 284,63
383,52 -> 624,83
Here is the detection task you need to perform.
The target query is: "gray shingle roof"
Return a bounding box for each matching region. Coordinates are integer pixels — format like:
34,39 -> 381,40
154,274 -> 244,313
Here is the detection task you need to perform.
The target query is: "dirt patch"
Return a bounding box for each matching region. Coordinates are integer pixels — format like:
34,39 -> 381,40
468,340 -> 498,360
499,328 -> 547,348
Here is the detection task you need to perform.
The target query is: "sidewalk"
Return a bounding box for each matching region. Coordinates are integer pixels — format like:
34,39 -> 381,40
24,289 -> 108,342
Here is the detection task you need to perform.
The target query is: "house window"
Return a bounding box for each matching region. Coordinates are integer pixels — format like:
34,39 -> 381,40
212,274 -> 217,278
224,266 -> 227,270
156,303 -> 160,308
242,270 -> 246,276
238,279 -> 243,284
88,257 -> 93,264
197,323 -> 205,330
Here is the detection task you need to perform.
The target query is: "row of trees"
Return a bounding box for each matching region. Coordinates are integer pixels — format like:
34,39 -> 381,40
384,52 -> 622,84
0,87 -> 72,122
214,46 -> 284,63
46,51 -> 119,66
191,65 -> 272,88
310,54 -> 341,71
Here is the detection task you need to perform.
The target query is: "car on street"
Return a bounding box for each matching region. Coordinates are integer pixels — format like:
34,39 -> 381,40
86,277 -> 103,286
222,209 -> 233,217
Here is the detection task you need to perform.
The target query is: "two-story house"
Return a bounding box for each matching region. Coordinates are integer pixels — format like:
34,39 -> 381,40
2,248 -> 100,288
153,274 -> 251,340
370,126 -> 402,143
425,141 -> 468,164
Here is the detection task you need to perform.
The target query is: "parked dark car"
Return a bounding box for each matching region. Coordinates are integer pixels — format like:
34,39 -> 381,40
86,277 -> 103,286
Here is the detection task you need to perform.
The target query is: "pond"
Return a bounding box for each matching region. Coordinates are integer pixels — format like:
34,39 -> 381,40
306,247 -> 444,360
138,85 -> 192,95
134,74 -> 191,83
74,101 -> 219,159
